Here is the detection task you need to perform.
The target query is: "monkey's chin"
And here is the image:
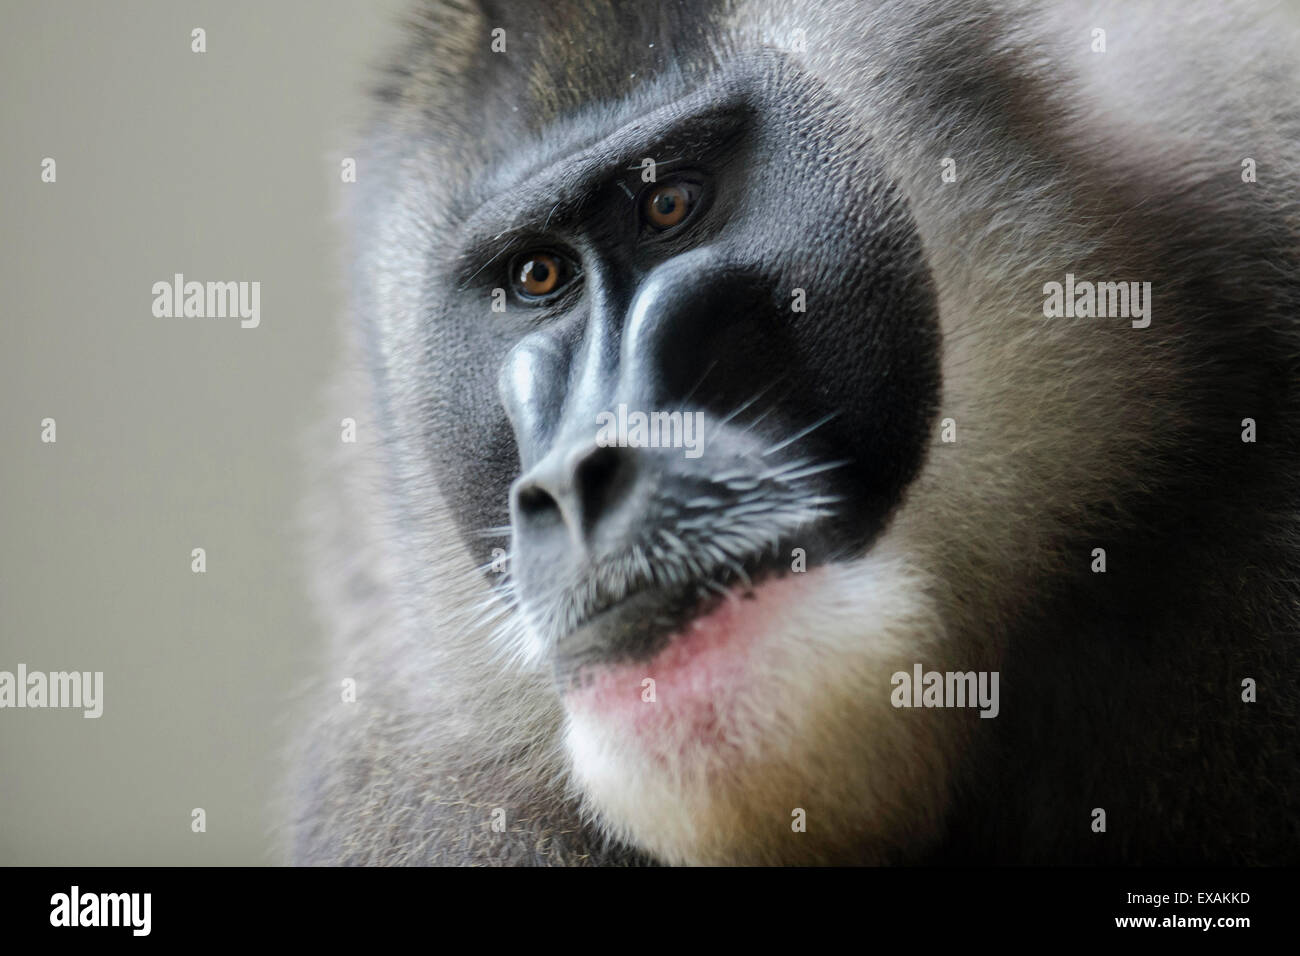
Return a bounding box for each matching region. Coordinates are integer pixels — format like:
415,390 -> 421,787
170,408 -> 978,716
561,558 -> 957,866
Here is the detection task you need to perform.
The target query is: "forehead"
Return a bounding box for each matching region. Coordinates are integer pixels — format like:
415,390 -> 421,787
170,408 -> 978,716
371,0 -> 736,149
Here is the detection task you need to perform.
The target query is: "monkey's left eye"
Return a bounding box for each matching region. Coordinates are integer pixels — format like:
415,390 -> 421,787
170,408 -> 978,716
509,251 -> 579,302
641,178 -> 704,232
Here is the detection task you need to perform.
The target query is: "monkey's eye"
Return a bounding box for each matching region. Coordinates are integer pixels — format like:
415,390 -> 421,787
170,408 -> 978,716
509,251 -> 578,302
641,178 -> 703,232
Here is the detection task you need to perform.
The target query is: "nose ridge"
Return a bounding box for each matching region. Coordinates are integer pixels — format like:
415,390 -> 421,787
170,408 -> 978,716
511,439 -> 639,554
619,249 -> 766,409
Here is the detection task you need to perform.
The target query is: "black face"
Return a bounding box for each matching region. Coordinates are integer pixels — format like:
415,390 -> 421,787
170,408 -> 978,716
415,56 -> 940,683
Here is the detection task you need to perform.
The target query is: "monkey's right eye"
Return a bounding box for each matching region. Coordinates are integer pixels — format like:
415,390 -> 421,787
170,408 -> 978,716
509,251 -> 579,302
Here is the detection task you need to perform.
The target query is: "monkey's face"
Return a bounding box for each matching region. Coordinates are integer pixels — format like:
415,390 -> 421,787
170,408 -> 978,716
489,63 -> 941,668
366,43 -> 962,863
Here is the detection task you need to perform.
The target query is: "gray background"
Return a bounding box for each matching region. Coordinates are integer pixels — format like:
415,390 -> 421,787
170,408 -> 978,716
0,0 -> 405,864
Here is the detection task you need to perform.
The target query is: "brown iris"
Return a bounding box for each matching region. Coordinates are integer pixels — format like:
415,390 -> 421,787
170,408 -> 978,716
644,182 -> 693,229
515,253 -> 563,297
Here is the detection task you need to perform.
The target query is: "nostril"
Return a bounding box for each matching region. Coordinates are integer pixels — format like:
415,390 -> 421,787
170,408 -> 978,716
575,444 -> 623,493
514,481 -> 562,523
513,444 -> 638,547
573,444 -> 634,534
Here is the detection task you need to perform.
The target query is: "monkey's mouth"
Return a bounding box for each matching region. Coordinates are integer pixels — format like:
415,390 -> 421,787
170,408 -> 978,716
547,539 -> 798,689
558,565 -> 820,726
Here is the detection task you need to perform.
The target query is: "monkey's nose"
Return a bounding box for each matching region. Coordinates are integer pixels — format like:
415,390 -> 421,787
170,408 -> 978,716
511,441 -> 640,555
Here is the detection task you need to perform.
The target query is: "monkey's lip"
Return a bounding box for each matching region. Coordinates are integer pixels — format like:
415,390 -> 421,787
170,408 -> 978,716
560,570 -> 807,726
549,524 -> 820,679
552,555 -> 783,682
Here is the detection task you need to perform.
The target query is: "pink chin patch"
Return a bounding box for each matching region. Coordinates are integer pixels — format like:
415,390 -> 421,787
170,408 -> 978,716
563,572 -> 809,739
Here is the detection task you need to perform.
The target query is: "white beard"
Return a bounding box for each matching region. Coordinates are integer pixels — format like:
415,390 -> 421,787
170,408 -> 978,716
561,545 -> 972,864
